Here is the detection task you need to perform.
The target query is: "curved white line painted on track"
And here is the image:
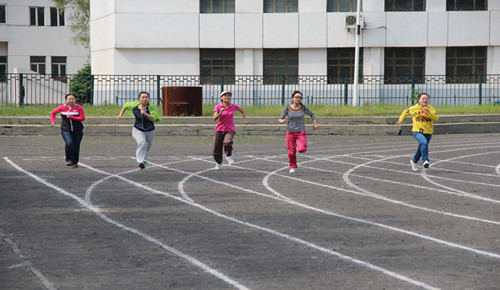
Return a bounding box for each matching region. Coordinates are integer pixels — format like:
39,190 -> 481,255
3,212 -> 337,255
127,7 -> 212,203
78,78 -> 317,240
166,157 -> 500,260
250,154 -> 500,226
5,158 -> 250,290
421,150 -> 500,199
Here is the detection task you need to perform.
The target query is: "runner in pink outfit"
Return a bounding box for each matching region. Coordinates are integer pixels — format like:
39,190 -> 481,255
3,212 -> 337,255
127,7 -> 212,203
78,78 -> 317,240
212,91 -> 248,169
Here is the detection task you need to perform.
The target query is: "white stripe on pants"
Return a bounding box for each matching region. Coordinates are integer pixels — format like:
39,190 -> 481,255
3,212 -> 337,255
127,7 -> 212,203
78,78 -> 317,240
132,127 -> 155,164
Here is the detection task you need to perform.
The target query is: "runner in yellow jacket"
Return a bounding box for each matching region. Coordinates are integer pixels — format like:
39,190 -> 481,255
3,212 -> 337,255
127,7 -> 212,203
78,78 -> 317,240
397,93 -> 439,171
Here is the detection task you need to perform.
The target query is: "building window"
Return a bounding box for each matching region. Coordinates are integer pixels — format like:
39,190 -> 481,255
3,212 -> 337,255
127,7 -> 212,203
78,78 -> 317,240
263,49 -> 298,84
200,49 -> 235,84
385,0 -> 426,12
0,5 -> 6,24
30,7 -> 45,26
51,56 -> 67,80
200,0 -> 235,13
0,56 -> 6,82
50,7 -> 65,26
30,56 -> 46,74
327,0 -> 360,12
447,0 -> 487,11
446,47 -> 486,83
264,0 -> 298,13
384,48 -> 425,84
327,48 -> 363,84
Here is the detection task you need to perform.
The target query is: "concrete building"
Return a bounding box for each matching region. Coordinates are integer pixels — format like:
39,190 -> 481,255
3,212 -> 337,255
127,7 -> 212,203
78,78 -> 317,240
89,0 -> 500,77
0,0 -> 89,75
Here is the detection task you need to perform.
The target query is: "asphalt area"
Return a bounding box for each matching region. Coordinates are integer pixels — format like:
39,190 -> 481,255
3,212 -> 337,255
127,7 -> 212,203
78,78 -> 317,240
1,133 -> 499,289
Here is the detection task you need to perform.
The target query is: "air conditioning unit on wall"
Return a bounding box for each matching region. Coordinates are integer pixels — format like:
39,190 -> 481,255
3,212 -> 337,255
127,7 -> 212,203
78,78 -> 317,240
345,13 -> 364,29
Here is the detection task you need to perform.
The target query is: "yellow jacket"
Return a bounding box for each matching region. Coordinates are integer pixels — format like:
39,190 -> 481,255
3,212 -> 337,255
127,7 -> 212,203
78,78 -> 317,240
399,104 -> 439,134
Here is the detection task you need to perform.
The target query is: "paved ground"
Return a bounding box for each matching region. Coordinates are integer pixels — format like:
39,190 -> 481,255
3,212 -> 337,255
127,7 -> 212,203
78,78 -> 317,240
1,133 -> 499,289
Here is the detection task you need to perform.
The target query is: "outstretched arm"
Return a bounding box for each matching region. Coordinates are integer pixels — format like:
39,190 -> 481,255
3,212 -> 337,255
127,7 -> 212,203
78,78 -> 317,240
239,108 -> 248,125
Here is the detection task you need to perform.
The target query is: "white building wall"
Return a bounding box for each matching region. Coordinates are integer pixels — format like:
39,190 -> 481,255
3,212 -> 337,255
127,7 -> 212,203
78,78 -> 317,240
89,0 -> 500,77
2,0 -> 89,74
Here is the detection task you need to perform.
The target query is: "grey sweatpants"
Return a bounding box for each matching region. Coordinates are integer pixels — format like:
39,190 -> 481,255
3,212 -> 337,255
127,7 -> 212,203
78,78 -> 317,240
132,127 -> 155,164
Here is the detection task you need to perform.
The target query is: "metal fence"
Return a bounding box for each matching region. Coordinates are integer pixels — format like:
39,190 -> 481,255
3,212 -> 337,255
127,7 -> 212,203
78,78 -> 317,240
1,73 -> 500,107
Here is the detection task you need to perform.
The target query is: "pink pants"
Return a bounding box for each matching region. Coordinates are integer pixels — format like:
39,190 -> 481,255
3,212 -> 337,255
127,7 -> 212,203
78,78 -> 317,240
286,131 -> 307,169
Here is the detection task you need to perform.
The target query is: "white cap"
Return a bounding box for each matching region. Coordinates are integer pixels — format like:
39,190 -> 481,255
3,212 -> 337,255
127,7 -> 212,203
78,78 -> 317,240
220,91 -> 232,97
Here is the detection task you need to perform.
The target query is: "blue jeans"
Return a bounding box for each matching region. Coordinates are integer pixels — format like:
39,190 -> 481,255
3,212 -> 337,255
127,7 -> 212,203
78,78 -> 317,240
412,132 -> 432,163
61,130 -> 84,164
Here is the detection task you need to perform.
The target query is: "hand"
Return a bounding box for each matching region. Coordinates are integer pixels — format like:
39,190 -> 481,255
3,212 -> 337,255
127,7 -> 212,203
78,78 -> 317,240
140,108 -> 147,115
117,115 -> 122,120
243,120 -> 248,125
313,124 -> 318,130
50,122 -> 55,126
219,107 -> 224,113
423,107 -> 429,112
397,120 -> 402,125
279,119 -> 287,124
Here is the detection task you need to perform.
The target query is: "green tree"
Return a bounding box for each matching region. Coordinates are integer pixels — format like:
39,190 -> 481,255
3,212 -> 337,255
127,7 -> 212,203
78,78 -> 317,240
51,0 -> 89,48
70,64 -> 92,104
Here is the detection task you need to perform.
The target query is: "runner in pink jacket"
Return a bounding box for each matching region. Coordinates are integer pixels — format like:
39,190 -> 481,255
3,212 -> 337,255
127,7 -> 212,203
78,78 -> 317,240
50,94 -> 85,167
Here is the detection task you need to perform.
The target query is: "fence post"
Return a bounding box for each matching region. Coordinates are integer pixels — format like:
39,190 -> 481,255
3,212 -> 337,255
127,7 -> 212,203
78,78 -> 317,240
90,75 -> 94,105
479,74 -> 483,105
281,76 -> 285,105
156,75 -> 161,105
221,76 -> 224,93
344,76 -> 348,105
19,73 -> 24,106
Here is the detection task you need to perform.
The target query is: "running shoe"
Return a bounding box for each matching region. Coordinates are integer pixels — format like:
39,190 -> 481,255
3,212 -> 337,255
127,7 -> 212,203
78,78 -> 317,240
289,168 -> 296,173
423,161 -> 430,169
139,162 -> 146,169
410,160 -> 418,171
226,156 -> 234,165
215,163 -> 223,169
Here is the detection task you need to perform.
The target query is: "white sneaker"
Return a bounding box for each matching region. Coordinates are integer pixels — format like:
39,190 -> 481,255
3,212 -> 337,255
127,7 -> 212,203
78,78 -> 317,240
410,160 -> 418,171
214,163 -> 223,169
423,161 -> 430,169
289,168 -> 296,173
226,156 -> 234,165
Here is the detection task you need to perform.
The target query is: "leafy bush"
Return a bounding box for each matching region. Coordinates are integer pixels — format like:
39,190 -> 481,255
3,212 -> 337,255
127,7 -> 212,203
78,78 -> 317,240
70,64 -> 91,104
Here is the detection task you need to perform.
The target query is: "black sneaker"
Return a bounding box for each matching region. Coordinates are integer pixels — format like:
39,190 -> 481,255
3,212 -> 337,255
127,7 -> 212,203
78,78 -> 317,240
73,163 -> 78,168
66,161 -> 74,166
139,162 -> 145,169
423,161 -> 430,168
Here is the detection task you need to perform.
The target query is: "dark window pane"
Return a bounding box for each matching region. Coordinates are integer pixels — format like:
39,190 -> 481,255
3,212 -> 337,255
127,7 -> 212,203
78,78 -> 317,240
386,0 -> 426,11
59,10 -> 65,25
225,0 -> 235,13
446,0 -> 487,11
200,0 -> 211,13
30,7 -> 36,25
37,7 -> 44,26
51,7 -> 58,26
327,0 -> 339,12
200,49 -> 235,84
384,47 -> 425,84
0,5 -> 6,23
263,49 -> 298,84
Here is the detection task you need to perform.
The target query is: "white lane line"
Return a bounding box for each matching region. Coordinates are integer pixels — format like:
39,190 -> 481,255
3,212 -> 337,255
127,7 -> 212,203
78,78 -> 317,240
496,164 -> 500,176
119,160 -> 441,289
4,157 -> 250,290
343,153 -> 500,205
245,155 -> 500,226
0,223 -> 57,290
421,151 -> 500,197
163,157 -> 500,260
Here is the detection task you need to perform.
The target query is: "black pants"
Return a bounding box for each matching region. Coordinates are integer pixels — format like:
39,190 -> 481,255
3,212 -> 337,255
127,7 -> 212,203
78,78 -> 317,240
61,129 -> 84,164
213,131 -> 235,164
